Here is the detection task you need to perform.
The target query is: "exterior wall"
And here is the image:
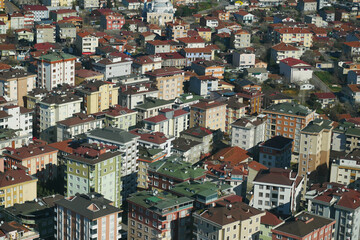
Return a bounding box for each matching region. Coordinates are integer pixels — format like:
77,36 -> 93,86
275,31 -> 313,48
0,179 -> 37,208
76,35 -> 98,54
232,33 -> 251,49
55,205 -> 121,240
190,104 -> 227,131
259,145 -> 292,168
36,27 -> 55,43
271,49 -> 302,63
105,112 -> 136,130
152,73 -> 184,100
233,52 -> 256,68
92,60 -> 132,80
81,84 -> 119,114
37,58 -> 76,90
56,119 -> 103,141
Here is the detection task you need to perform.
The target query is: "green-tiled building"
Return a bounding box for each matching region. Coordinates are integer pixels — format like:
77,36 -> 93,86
64,145 -> 122,207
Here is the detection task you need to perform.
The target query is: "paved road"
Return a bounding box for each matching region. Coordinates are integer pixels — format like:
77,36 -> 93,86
4,0 -> 20,14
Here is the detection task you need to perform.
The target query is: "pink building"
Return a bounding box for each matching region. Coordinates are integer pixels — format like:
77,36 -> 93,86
100,12 -> 125,30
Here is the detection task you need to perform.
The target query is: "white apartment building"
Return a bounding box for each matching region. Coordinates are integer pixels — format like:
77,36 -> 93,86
37,52 -> 76,90
143,108 -> 190,138
252,168 -> 303,215
231,115 -> 266,152
23,5 -> 49,21
79,0 -> 99,8
0,105 -> 33,137
39,93 -> 82,142
86,127 -> 140,201
35,24 -> 55,43
330,150 -> 360,188
56,113 -> 103,141
75,32 -> 98,55
232,51 -> 256,68
92,55 -> 132,80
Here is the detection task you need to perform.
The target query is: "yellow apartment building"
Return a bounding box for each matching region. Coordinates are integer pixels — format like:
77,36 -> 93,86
274,27 -> 313,48
76,80 -> 119,114
193,202 -> 265,240
0,168 -> 37,208
146,67 -> 184,100
190,99 -> 227,131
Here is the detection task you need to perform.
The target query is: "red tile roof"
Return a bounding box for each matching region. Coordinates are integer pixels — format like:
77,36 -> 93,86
23,5 -> 48,11
280,57 -> 311,67
129,129 -> 169,144
177,36 -> 205,44
0,168 -> 34,188
313,92 -> 336,99
343,41 -> 360,48
272,42 -> 300,51
275,27 -> 312,34
210,146 -> 250,166
261,211 -> 283,226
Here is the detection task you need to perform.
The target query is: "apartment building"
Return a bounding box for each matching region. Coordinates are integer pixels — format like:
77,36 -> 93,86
224,97 -> 247,134
259,136 -> 293,169
15,29 -> 34,43
143,108 -> 189,138
170,181 -> 234,208
119,84 -> 158,110
272,212 -> 335,240
280,57 -> 313,83
271,42 -> 303,63
232,51 -> 256,68
36,52 -> 76,90
237,89 -> 263,114
23,5 -> 49,21
79,0 -> 100,8
100,12 -> 125,30
180,126 -> 213,157
194,202 -> 265,240
148,156 -> 206,192
54,193 -> 123,240
309,186 -> 360,240
50,9 -> 78,21
9,12 -> 24,30
35,24 -> 55,44
132,55 -> 162,74
135,97 -> 173,122
189,75 -> 218,96
136,146 -> 166,189
330,150 -> 360,188
0,105 -> 33,137
190,99 -> 227,131
231,115 -> 266,152
191,60 -> 225,79
86,127 -> 140,200
274,27 -> 313,48
103,105 -> 137,130
165,21 -> 190,40
64,144 -> 122,207
56,23 -> 76,42
172,137 -> 202,164
260,211 -> 283,240
0,69 -> 32,106
38,93 -> 82,143
263,102 -> 315,153
92,54 -> 132,80
127,191 -> 193,240
75,31 -> 98,55
131,129 -> 173,156
231,30 -> 251,49
345,125 -> 360,153
146,67 -> 184,100
3,142 -> 58,180
252,168 -> 303,215
0,168 -> 38,208
298,119 -> 333,187
76,80 -> 119,114
56,112 -> 104,141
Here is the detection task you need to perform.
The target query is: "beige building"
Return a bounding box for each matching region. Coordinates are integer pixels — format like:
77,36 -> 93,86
166,21 -> 190,40
146,67 -> 184,100
193,201 -> 265,240
0,69 -> 36,107
274,27 -> 313,48
76,80 -> 119,114
231,29 -> 251,49
35,24 -> 55,43
330,150 -> 360,188
299,119 -> 333,193
3,142 -> 58,180
190,99 -> 227,131
0,168 -> 37,208
103,105 -> 137,130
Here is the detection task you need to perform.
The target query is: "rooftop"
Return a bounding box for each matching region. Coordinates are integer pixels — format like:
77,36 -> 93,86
198,201 -> 264,226
264,102 -> 313,117
260,136 -> 293,150
36,52 -> 76,62
254,168 -> 300,186
273,212 -> 335,238
55,193 -> 121,220
148,156 -> 206,181
170,181 -> 232,200
301,119 -> 333,134
86,127 -> 139,144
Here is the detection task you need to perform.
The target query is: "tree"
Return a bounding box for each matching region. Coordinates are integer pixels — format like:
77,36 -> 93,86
301,50 -> 316,66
